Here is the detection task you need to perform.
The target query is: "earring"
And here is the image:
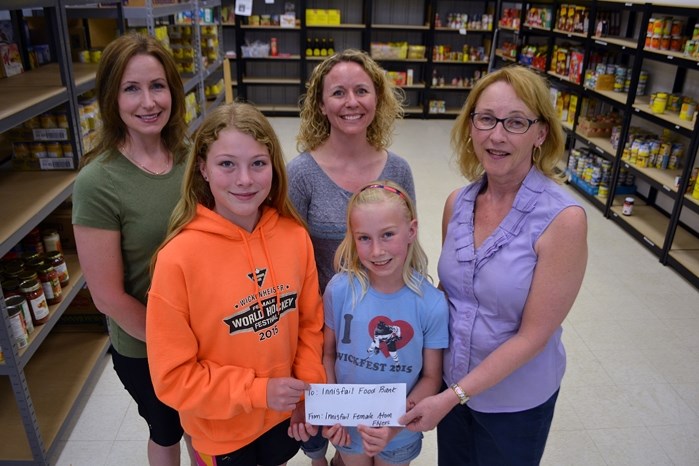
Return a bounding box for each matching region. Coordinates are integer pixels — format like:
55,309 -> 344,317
532,145 -> 542,162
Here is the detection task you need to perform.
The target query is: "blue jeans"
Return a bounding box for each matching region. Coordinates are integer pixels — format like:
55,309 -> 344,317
301,430 -> 328,460
437,389 -> 559,466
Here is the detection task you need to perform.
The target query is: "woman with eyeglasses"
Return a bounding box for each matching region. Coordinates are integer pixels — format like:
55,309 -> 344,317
399,66 -> 588,465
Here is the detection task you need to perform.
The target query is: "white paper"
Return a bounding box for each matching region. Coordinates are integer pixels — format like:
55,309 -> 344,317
305,383 -> 406,427
234,0 -> 252,16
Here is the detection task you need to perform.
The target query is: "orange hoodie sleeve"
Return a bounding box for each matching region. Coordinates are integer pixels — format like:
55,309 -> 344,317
146,256 -> 269,419
291,232 -> 327,385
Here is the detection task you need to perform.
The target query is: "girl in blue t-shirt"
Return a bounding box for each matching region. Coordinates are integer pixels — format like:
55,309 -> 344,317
317,180 -> 448,466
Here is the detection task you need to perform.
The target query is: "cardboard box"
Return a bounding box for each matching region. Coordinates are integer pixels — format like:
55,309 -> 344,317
327,9 -> 341,25
386,71 -> 407,86
0,43 -> 24,78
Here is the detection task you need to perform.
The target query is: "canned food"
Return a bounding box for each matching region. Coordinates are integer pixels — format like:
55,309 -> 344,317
670,36 -> 683,52
680,101 -> 697,121
660,35 -> 671,50
653,18 -> 664,35
622,197 -> 635,216
663,18 -> 672,36
671,20 -> 682,36
5,296 -> 29,349
30,142 -> 47,159
45,142 -> 62,158
78,50 -> 90,63
90,49 -> 102,63
40,113 -> 57,129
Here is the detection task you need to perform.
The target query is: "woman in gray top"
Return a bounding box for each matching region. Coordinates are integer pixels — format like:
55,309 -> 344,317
288,49 -> 415,297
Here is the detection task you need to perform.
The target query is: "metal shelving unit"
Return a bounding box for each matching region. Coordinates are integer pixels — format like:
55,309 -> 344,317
123,0 -> 225,131
222,0 -> 495,117
0,2 -> 123,464
490,0 -> 699,288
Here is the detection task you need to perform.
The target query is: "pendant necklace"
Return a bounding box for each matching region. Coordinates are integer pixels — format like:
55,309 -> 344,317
120,145 -> 172,175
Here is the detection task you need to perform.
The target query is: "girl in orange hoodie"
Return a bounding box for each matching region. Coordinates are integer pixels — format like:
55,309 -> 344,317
147,103 -> 326,465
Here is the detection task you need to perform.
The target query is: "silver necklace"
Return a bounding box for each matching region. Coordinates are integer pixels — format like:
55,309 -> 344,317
120,145 -> 172,175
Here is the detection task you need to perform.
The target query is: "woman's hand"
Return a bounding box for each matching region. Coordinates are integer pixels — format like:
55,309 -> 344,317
323,423 -> 350,447
267,377 -> 309,412
356,425 -> 401,457
399,390 -> 456,432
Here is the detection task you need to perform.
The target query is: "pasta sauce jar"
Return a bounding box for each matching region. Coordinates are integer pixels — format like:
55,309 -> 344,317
46,250 -> 70,288
37,264 -> 62,305
19,279 -> 50,325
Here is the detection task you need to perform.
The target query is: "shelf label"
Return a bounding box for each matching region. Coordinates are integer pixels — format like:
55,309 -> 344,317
625,3 -> 632,6
459,28 -> 467,35
594,145 -> 604,154
667,56 -> 673,60
643,237 -> 656,248
32,128 -> 69,141
594,40 -> 608,46
675,125 -> 680,130
39,158 -> 75,170
662,185 -> 670,191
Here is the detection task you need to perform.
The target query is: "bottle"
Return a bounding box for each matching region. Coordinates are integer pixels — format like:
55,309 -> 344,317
320,38 -> 328,56
306,37 -> 313,57
313,38 -> 321,56
432,69 -> 438,86
328,37 -> 335,56
270,37 -> 278,57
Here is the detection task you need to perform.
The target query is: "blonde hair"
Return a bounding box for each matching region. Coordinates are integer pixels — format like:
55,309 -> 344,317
451,65 -> 565,181
297,49 -> 405,152
152,103 -> 303,270
334,180 -> 428,297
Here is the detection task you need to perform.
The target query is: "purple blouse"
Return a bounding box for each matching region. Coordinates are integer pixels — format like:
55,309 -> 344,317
438,167 -> 581,412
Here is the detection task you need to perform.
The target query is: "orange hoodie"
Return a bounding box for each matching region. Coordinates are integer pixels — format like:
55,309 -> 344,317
147,204 -> 325,455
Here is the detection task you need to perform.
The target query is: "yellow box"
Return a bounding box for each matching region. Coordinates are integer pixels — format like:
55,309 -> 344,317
327,9 -> 341,25
315,9 -> 328,25
306,9 -> 317,25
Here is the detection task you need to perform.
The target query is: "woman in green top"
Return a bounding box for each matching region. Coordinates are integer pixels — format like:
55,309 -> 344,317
72,33 -> 192,465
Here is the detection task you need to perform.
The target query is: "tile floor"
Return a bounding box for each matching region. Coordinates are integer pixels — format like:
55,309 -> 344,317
52,118 -> 699,466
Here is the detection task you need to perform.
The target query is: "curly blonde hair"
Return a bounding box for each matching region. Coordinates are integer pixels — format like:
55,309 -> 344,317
297,49 -> 405,152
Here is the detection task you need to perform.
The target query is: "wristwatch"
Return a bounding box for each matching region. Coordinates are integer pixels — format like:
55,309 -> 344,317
450,383 -> 470,405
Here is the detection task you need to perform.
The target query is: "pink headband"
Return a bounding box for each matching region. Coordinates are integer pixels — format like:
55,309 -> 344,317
360,183 -> 407,201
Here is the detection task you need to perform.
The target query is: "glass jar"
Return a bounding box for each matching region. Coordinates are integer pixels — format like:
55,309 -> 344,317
17,269 -> 39,284
46,250 -> 70,287
37,264 -> 62,305
42,229 -> 62,253
19,279 -> 50,325
2,278 -> 21,296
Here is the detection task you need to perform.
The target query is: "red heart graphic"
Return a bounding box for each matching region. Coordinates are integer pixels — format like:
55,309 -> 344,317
367,316 -> 414,359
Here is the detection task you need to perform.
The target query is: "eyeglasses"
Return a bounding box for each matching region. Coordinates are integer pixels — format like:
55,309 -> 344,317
470,112 -> 540,134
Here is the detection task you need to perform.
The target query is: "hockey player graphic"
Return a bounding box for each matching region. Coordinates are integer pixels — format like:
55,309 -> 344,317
368,320 -> 402,362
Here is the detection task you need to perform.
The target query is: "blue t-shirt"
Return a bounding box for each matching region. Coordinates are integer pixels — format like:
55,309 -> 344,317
323,273 -> 449,453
